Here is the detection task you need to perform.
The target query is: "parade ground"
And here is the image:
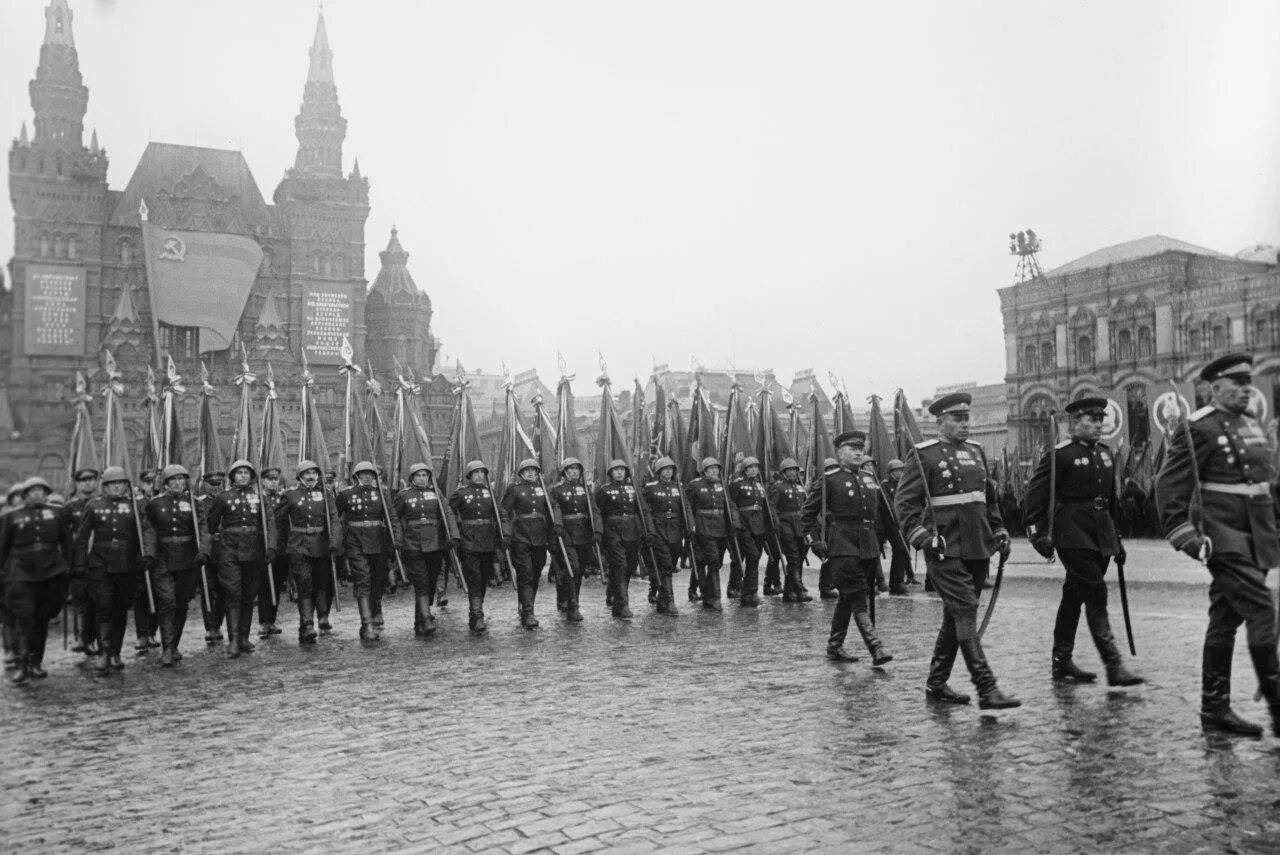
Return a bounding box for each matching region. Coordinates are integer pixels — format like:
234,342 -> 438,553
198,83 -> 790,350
2,539 -> 1279,854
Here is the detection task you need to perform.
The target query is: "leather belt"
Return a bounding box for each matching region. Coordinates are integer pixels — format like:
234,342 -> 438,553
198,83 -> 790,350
158,536 -> 194,544
346,520 -> 384,528
460,519 -> 492,526
1203,482 -> 1272,497
608,513 -> 636,520
294,526 -> 325,534
561,513 -> 587,520
697,509 -> 723,516
928,491 -> 985,507
517,512 -> 545,519
221,525 -> 259,533
737,504 -> 761,511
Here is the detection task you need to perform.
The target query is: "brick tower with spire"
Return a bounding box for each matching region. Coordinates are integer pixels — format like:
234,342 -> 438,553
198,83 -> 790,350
364,228 -> 438,377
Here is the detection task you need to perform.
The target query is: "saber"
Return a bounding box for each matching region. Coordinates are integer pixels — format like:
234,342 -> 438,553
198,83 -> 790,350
1046,408 -> 1059,565
977,549 -> 1007,639
1169,380 -> 1212,563
1115,551 -> 1136,656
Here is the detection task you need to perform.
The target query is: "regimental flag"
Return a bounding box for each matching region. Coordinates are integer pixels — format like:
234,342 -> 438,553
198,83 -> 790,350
531,392 -> 559,477
831,379 -> 857,438
141,366 -> 163,476
231,345 -> 257,464
196,362 -> 226,480
140,220 -> 263,353
99,350 -> 131,481
719,382 -> 753,476
866,394 -> 895,481
652,378 -> 669,458
441,370 -> 483,496
364,368 -> 388,474
892,389 -> 924,460
807,387 -> 835,484
258,363 -> 287,476
388,362 -> 435,489
495,377 -> 535,498
337,336 -> 372,476
297,352 -> 332,473
632,378 -> 653,483
68,371 -> 100,494
554,362 -> 580,466
687,376 -> 716,477
783,388 -> 809,482
593,371 -> 631,487
160,356 -> 185,469
753,383 -> 791,481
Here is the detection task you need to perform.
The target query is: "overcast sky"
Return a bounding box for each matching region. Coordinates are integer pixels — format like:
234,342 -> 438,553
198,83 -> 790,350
2,0 -> 1277,403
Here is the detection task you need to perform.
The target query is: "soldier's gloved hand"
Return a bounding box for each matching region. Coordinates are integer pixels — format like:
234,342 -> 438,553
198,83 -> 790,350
1114,542 -> 1127,565
195,552 -> 210,567
1181,535 -> 1213,563
553,524 -> 566,540
927,535 -> 947,563
809,539 -> 830,560
141,555 -> 157,572
995,533 -> 1012,563
1032,535 -> 1055,560
265,547 -> 278,563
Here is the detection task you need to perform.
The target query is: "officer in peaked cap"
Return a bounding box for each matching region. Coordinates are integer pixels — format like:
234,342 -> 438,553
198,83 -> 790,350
894,392 -> 1021,709
1156,353 -> 1280,736
1025,396 -> 1143,688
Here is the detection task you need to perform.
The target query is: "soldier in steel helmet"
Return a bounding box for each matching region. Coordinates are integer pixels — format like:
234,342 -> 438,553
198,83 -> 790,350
195,469 -> 228,645
548,457 -> 597,622
594,459 -> 644,619
728,456 -> 770,607
392,461 -> 459,637
643,456 -> 686,615
1,477 -> 73,682
501,458 -> 556,629
255,465 -> 290,639
768,458 -> 812,603
276,461 -> 341,644
205,460 -> 277,657
64,466 -> 100,657
449,460 -> 504,634
336,461 -> 394,641
142,464 -> 210,666
685,456 -> 737,610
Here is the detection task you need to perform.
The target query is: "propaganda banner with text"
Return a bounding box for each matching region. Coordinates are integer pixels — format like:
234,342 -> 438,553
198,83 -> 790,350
24,265 -> 85,356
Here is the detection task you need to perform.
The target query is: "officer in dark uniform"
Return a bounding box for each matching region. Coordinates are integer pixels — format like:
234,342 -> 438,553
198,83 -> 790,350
256,466 -> 290,639
769,458 -> 812,603
205,460 -> 276,658
1,477 -> 72,683
276,460 -> 340,644
548,457 -> 596,623
132,468 -> 161,654
595,460 -> 645,619
802,431 -> 893,665
0,483 -> 23,669
643,456 -> 686,615
895,392 -> 1020,708
64,466 -> 100,656
391,461 -> 458,637
196,470 -> 227,644
1025,396 -> 1143,687
728,457 -> 770,607
449,460 -> 504,634
686,456 -> 738,610
73,466 -> 144,673
881,459 -> 916,593
1156,354 -> 1280,736
501,459 -> 556,629
336,461 -> 393,641
142,464 -> 210,666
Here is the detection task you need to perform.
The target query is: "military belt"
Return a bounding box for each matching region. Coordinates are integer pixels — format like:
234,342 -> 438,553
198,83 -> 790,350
1203,482 -> 1272,497
928,491 -> 985,507
295,526 -> 326,534
516,512 -> 545,519
561,513 -> 587,520
737,504 -> 762,511
608,513 -> 636,520
653,512 -> 678,519
221,525 -> 259,533
459,519 -> 493,526
158,536 -> 194,544
346,520 -> 385,528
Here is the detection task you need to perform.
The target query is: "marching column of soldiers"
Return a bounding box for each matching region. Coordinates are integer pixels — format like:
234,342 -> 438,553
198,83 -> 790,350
0,351 -> 1277,739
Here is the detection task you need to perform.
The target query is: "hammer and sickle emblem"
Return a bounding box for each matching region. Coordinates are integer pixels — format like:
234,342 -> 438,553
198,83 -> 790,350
159,236 -> 187,261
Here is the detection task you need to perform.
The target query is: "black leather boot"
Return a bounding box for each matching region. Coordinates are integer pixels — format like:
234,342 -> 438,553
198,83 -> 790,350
298,596 -> 318,644
656,575 -> 679,615
925,616 -> 969,703
94,624 -> 112,673
1200,643 -> 1261,735
1248,645 -> 1280,737
416,595 -> 437,636
357,596 -> 380,641
225,607 -> 243,658
1051,588 -> 1095,681
9,653 -> 30,684
1088,603 -> 1143,686
853,609 -> 893,666
158,615 -> 176,667
519,588 -> 540,629
959,636 -> 1021,709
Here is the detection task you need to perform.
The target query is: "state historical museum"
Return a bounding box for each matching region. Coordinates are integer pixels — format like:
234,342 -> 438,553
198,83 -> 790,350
2,1 -> 451,487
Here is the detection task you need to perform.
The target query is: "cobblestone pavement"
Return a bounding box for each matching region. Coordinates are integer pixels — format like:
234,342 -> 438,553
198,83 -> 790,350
3,540 -> 1280,853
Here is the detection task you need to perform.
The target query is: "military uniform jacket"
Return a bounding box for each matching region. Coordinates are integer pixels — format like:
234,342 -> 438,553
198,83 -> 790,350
1155,405 -> 1279,566
0,503 -> 72,582
880,477 -> 900,506
74,495 -> 144,576
594,481 -> 642,542
276,486 -> 341,558
767,479 -> 806,538
206,485 -> 277,562
549,481 -> 600,545
62,495 -> 95,576
501,482 -> 556,546
335,485 -> 392,555
449,483 -> 503,553
729,477 -> 771,536
143,492 -> 210,569
193,490 -> 222,561
1024,438 -> 1121,556
894,439 -> 1006,560
393,485 -> 459,553
643,480 -> 687,542
686,476 -> 739,538
801,464 -> 883,559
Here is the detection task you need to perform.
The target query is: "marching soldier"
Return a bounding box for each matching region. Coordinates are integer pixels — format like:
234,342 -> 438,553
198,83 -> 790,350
686,457 -> 738,610
256,466 -> 290,639
881,459 -> 916,593
895,393 -> 1020,708
728,457 -> 769,607
643,457 -> 685,615
595,459 -> 644,619
142,464 -> 210,666
64,466 -> 100,656
2,477 -> 73,682
131,469 -> 161,656
73,466 -> 144,673
392,461 -> 459,636
1025,396 -> 1143,687
205,460 -> 276,657
276,461 -> 341,644
0,483 -> 23,669
336,461 -> 394,641
501,459 -> 555,629
548,457 -> 596,623
449,460 -> 504,634
196,470 -> 227,644
1155,354 -> 1280,736
802,431 -> 893,665
769,458 -> 812,603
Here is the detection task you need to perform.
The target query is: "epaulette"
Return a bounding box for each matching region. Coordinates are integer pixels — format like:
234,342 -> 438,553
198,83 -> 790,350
915,439 -> 939,449
965,440 -> 984,448
823,465 -> 840,475
1055,439 -> 1072,450
1189,406 -> 1214,422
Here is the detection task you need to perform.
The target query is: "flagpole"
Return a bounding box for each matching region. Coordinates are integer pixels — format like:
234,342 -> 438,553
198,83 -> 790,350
137,200 -> 166,370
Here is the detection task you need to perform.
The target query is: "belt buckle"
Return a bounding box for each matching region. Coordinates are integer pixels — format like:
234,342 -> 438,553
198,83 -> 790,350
1092,497 -> 1107,511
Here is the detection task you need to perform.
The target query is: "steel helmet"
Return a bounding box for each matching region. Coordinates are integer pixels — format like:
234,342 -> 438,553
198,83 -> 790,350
516,458 -> 540,474
559,457 -> 583,474
779,457 -> 800,472
607,459 -> 629,474
739,456 -> 760,471
888,458 -> 905,471
352,461 -> 378,477
296,460 -> 321,479
47,493 -> 66,507
5,483 -> 23,500
408,462 -> 432,478
261,466 -> 282,478
100,466 -> 129,485
229,459 -> 256,477
160,464 -> 189,484
464,460 -> 488,478
653,456 -> 676,474
699,456 -> 721,474
22,476 -> 52,496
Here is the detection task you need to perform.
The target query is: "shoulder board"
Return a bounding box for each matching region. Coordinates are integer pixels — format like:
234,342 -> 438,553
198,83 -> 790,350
644,480 -> 657,487
1096,441 -> 1110,450
822,465 -> 840,475
1189,406 -> 1214,422
965,440 -> 983,448
1055,439 -> 1072,450
915,439 -> 939,449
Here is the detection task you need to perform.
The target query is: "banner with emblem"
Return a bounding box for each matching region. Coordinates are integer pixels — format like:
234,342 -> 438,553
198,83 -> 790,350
141,222 -> 263,353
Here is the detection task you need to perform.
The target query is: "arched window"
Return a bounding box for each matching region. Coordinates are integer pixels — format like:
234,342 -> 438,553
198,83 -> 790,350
67,236 -> 77,259
1023,344 -> 1038,374
1188,327 -> 1202,356
39,234 -> 50,257
1041,341 -> 1055,371
119,238 -> 132,265
333,255 -> 345,278
1211,321 -> 1228,352
1137,326 -> 1153,358
1117,328 -> 1134,361
53,235 -> 65,258
1076,335 -> 1093,369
